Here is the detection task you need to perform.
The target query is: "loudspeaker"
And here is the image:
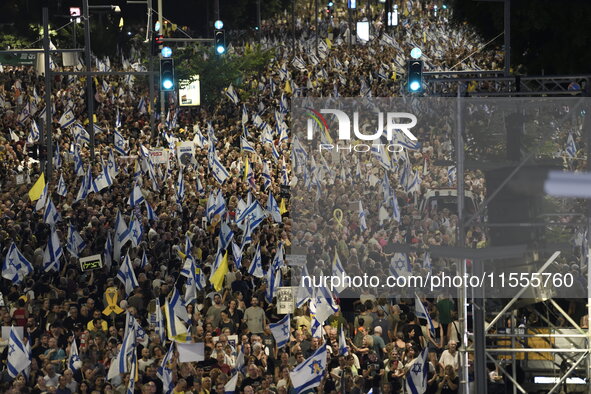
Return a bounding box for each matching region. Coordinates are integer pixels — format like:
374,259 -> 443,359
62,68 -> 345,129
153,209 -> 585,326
484,166 -> 545,246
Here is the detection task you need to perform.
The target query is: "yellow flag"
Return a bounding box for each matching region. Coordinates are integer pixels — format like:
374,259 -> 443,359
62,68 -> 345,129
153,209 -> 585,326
279,198 -> 288,214
325,38 -> 332,49
243,159 -> 249,183
423,32 -> 426,43
210,251 -> 229,292
164,300 -> 189,342
284,80 -> 292,94
28,173 -> 45,202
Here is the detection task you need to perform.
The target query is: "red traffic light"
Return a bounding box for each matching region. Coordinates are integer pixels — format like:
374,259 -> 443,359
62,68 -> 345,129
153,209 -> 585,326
155,35 -> 164,45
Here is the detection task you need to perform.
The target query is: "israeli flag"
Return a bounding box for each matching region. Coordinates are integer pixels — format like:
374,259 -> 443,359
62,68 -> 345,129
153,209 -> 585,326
241,135 -> 256,154
279,93 -> 289,114
266,192 -> 282,223
128,217 -> 143,248
289,345 -> 327,394
115,108 -> 121,129
241,218 -> 253,247
332,251 -> 347,294
176,170 -> 185,204
137,97 -> 147,115
53,142 -> 62,170
248,244 -> 264,278
205,192 -> 216,222
423,252 -> 432,272
447,166 -> 457,186
269,314 -> 290,348
58,109 -> 76,128
262,161 -> 272,190
339,328 -> 348,355
392,193 -> 401,222
107,148 -> 119,179
114,211 -> 130,262
218,221 -> 234,251
358,201 -> 368,232
405,348 -> 429,394
224,373 -> 239,394
35,183 -> 49,212
311,284 -> 339,324
415,294 -> 436,337
42,227 -> 63,272
296,263 -> 313,308
117,253 -> 139,295
271,243 -> 284,271
66,224 -> 86,258
28,119 -> 40,143
72,123 -> 91,145
68,338 -> 81,371
128,183 -> 145,207
566,132 -> 577,158
103,233 -> 113,270
145,200 -> 158,221
55,174 -> 68,197
154,298 -> 166,344
169,287 -> 190,323
237,200 -> 266,230
389,253 -> 412,278
211,153 -> 229,184
183,257 -> 198,305
157,343 -> 175,394
231,242 -> 242,269
115,316 -> 136,374
92,164 -> 114,193
114,129 -> 128,155
2,242 -> 34,284
241,104 -> 249,124
213,190 -> 227,219
225,84 -> 239,104
44,198 -> 61,226
7,326 -> 31,378
75,167 -> 93,202
265,267 -> 280,303
73,144 -> 85,177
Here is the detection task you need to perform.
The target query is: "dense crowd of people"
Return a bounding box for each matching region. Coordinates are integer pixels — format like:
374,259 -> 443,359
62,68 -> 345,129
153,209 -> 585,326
0,1 -> 587,393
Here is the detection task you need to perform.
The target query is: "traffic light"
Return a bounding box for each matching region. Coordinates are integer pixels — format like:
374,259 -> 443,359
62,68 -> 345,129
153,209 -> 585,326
326,1 -> 334,15
407,60 -> 423,93
152,33 -> 164,56
160,58 -> 175,91
214,29 -> 225,55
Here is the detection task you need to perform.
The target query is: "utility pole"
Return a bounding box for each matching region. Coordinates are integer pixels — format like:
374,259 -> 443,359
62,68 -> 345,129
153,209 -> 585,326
42,7 -> 53,180
82,0 -> 96,162
315,0 -> 318,54
456,82 -> 470,394
158,0 -> 165,121
292,0 -> 296,56
147,0 -> 156,137
504,0 -> 511,76
257,0 -> 262,41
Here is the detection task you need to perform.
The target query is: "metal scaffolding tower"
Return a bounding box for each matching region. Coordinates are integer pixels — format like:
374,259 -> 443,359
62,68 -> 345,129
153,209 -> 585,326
424,71 -> 591,394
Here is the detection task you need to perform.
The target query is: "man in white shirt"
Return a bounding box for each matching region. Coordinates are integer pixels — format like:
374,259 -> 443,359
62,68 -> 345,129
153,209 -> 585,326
439,340 -> 459,371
